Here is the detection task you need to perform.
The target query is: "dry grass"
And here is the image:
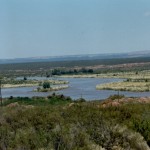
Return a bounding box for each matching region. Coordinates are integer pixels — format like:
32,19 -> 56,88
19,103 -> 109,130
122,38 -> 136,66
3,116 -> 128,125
96,81 -> 150,92
2,79 -> 69,89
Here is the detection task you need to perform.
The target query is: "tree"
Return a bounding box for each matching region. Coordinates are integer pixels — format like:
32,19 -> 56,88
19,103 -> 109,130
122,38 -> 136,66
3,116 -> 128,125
46,72 -> 50,78
74,69 -> 78,74
24,76 -> 27,80
81,68 -> 87,73
52,69 -> 61,75
88,69 -> 94,73
43,82 -> 50,89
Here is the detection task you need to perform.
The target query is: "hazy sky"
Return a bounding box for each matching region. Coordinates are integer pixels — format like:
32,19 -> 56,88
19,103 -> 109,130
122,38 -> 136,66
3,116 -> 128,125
0,0 -> 150,58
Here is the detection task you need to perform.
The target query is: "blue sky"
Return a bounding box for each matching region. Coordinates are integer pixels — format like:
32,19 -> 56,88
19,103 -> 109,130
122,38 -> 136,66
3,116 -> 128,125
0,0 -> 150,58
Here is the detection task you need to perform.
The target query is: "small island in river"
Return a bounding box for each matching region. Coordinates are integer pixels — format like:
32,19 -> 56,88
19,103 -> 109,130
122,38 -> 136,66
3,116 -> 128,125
34,85 -> 69,92
2,78 -> 69,91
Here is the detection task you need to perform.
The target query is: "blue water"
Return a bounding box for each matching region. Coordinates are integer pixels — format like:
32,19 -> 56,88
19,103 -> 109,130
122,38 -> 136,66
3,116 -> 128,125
2,77 -> 150,100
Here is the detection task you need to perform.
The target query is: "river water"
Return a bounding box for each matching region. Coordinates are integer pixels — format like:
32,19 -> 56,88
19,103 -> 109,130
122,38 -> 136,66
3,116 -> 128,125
2,77 -> 150,100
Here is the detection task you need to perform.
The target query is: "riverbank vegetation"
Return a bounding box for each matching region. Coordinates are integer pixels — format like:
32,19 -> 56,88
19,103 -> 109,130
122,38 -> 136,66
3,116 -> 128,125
96,81 -> 150,92
60,70 -> 150,79
34,85 -> 69,92
1,78 -> 69,89
0,94 -> 150,149
96,71 -> 150,92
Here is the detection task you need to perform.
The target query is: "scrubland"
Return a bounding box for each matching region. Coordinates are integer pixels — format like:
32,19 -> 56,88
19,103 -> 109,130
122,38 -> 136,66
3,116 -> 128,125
0,94 -> 150,150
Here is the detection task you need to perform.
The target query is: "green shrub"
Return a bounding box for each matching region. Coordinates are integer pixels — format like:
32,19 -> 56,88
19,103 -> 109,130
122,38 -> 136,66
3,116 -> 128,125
43,82 -> 50,89
108,94 -> 125,100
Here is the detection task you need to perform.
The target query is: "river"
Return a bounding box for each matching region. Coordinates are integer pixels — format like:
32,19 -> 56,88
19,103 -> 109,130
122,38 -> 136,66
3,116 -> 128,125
2,77 -> 150,100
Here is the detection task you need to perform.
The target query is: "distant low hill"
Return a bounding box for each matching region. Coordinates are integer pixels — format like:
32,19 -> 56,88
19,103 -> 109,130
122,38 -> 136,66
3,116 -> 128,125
0,50 -> 150,64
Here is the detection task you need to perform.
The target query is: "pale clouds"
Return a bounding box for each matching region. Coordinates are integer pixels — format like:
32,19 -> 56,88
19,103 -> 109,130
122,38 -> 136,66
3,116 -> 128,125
144,12 -> 150,17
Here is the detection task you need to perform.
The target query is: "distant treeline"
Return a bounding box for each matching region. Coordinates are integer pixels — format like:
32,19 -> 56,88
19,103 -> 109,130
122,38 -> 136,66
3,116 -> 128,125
47,68 -> 94,76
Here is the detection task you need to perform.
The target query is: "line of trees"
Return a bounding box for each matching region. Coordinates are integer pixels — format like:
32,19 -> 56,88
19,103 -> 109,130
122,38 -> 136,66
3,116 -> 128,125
46,68 -> 94,76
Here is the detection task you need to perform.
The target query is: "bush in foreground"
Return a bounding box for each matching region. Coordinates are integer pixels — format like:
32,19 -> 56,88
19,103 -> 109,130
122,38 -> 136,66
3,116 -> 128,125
0,96 -> 150,149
